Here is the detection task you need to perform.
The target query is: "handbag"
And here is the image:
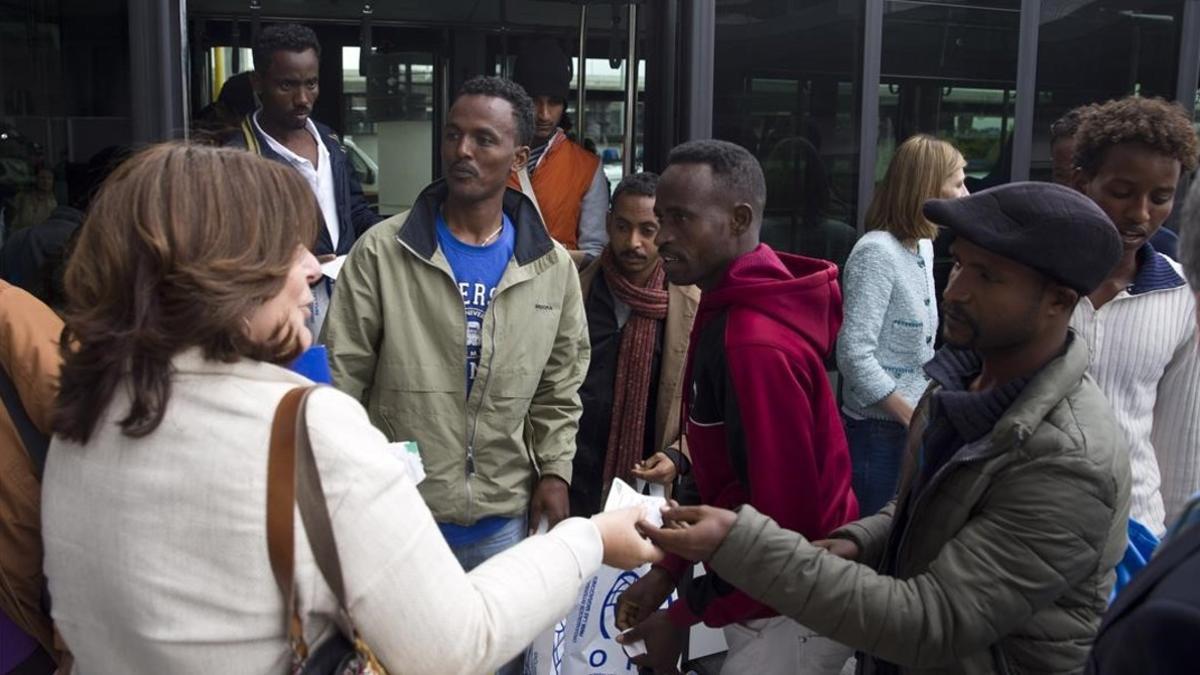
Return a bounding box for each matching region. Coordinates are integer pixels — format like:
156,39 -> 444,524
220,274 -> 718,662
266,386 -> 389,675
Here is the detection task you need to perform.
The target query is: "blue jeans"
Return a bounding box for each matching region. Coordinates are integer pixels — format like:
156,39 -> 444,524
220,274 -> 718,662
447,516 -> 527,571
844,416 -> 907,516
447,516 -> 527,675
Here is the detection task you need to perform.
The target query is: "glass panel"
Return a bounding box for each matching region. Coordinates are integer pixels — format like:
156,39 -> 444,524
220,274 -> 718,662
879,0 -> 1020,191
0,0 -> 131,245
566,57 -> 646,189
345,47 -> 434,215
1030,0 -> 1185,182
712,0 -> 864,264
208,47 -> 254,99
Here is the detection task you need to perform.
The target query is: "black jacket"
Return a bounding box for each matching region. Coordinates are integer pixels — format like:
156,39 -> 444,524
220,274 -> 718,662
1086,519 -> 1200,674
570,272 -> 665,517
226,115 -> 380,256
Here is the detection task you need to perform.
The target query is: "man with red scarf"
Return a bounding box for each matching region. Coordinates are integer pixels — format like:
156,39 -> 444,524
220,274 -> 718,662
572,172 -> 700,517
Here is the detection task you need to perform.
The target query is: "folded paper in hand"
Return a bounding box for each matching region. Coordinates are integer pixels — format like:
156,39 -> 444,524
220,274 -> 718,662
604,478 -> 666,528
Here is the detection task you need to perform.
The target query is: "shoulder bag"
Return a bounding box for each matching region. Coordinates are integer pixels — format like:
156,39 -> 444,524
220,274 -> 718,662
266,386 -> 388,675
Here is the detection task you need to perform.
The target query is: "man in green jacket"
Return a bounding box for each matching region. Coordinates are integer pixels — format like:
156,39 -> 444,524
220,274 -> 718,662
322,76 -> 589,583
623,182 -> 1132,674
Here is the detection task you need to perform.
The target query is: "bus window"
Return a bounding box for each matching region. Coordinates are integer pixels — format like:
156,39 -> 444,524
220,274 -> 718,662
877,1 -> 1020,193
344,47 -> 435,214
566,57 -> 645,189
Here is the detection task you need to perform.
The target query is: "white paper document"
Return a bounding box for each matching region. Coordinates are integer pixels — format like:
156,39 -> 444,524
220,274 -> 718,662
604,477 -> 666,528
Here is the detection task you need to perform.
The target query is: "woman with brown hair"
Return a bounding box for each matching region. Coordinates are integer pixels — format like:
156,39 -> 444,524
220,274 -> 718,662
836,134 -> 968,515
41,143 -> 657,674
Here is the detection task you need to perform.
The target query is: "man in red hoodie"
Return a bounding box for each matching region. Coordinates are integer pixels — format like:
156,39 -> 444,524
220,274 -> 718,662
615,139 -> 858,674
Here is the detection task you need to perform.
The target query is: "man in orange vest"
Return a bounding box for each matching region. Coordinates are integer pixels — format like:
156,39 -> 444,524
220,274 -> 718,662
509,39 -> 609,266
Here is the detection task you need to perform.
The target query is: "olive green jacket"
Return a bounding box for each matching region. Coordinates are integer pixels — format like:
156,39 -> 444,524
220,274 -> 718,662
710,335 -> 1130,674
321,181 -> 590,525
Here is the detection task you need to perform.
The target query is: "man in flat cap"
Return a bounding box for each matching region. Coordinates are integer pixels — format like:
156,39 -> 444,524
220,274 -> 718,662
508,38 -> 609,266
621,182 -> 1133,674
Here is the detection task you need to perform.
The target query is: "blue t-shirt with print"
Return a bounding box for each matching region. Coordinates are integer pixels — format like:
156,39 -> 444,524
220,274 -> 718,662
435,211 -> 517,549
435,210 -> 515,394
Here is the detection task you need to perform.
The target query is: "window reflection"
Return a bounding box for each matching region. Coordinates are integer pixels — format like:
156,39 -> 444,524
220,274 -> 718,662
878,1 -> 1019,191
712,0 -> 863,267
567,58 -> 646,188
0,0 -> 131,245
1030,0 -> 1184,181
345,47 -> 434,213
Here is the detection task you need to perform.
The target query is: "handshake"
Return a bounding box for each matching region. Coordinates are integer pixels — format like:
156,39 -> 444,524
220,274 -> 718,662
592,499 -> 742,570
590,501 -> 861,674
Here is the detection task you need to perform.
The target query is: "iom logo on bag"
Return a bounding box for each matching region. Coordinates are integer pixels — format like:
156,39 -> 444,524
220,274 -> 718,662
599,571 -> 641,640
552,619 -> 566,673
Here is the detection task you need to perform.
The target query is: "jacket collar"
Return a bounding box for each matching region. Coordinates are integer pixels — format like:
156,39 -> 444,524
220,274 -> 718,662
242,113 -> 341,162
1129,243 -> 1186,295
925,347 -> 1031,445
396,179 -> 554,266
925,332 -> 1087,464
988,332 -> 1088,450
239,114 -> 347,256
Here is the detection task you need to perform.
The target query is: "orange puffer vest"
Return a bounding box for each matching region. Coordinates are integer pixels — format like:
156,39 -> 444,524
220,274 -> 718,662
508,131 -> 600,251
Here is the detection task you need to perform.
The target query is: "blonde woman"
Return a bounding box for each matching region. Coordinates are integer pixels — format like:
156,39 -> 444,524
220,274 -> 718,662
836,135 -> 967,514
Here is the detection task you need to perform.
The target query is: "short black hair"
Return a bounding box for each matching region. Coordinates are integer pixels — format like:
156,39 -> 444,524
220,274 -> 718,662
1074,96 -> 1199,175
456,76 -> 536,147
253,24 -> 321,73
611,172 -> 658,209
666,139 -> 767,215
1049,104 -> 1096,145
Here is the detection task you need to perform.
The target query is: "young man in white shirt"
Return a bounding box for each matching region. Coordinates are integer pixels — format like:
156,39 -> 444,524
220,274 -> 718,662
1070,96 -> 1200,534
227,23 -> 381,337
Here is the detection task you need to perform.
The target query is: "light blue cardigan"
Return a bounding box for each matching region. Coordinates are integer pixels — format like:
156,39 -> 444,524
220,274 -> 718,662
836,230 -> 938,420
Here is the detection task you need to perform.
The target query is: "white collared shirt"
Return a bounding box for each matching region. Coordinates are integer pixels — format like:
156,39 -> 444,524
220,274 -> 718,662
253,111 -> 340,250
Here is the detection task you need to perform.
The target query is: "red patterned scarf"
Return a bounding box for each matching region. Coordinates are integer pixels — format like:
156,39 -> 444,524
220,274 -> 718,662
600,247 -> 670,492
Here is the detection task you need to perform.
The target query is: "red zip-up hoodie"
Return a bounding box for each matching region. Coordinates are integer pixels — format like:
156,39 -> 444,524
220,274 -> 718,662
661,244 -> 859,628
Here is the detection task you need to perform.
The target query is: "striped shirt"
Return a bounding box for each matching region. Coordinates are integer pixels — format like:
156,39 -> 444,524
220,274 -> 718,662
1070,245 -> 1200,536
526,129 -> 562,177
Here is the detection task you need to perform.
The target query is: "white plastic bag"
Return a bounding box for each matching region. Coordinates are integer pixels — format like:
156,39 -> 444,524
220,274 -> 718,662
524,479 -> 672,675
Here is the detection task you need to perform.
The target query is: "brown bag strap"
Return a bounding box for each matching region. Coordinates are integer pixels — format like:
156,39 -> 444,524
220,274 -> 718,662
292,389 -> 350,609
267,386 -> 316,661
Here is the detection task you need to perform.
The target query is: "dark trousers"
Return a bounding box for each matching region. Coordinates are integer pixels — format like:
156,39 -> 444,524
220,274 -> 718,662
844,415 -> 907,516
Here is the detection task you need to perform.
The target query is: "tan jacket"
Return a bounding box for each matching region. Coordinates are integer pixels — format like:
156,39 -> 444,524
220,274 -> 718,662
0,281 -> 63,655
323,182 -> 590,525
578,260 -> 699,457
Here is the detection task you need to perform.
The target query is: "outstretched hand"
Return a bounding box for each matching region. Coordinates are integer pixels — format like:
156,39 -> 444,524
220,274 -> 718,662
591,506 -> 665,569
635,504 -> 738,562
